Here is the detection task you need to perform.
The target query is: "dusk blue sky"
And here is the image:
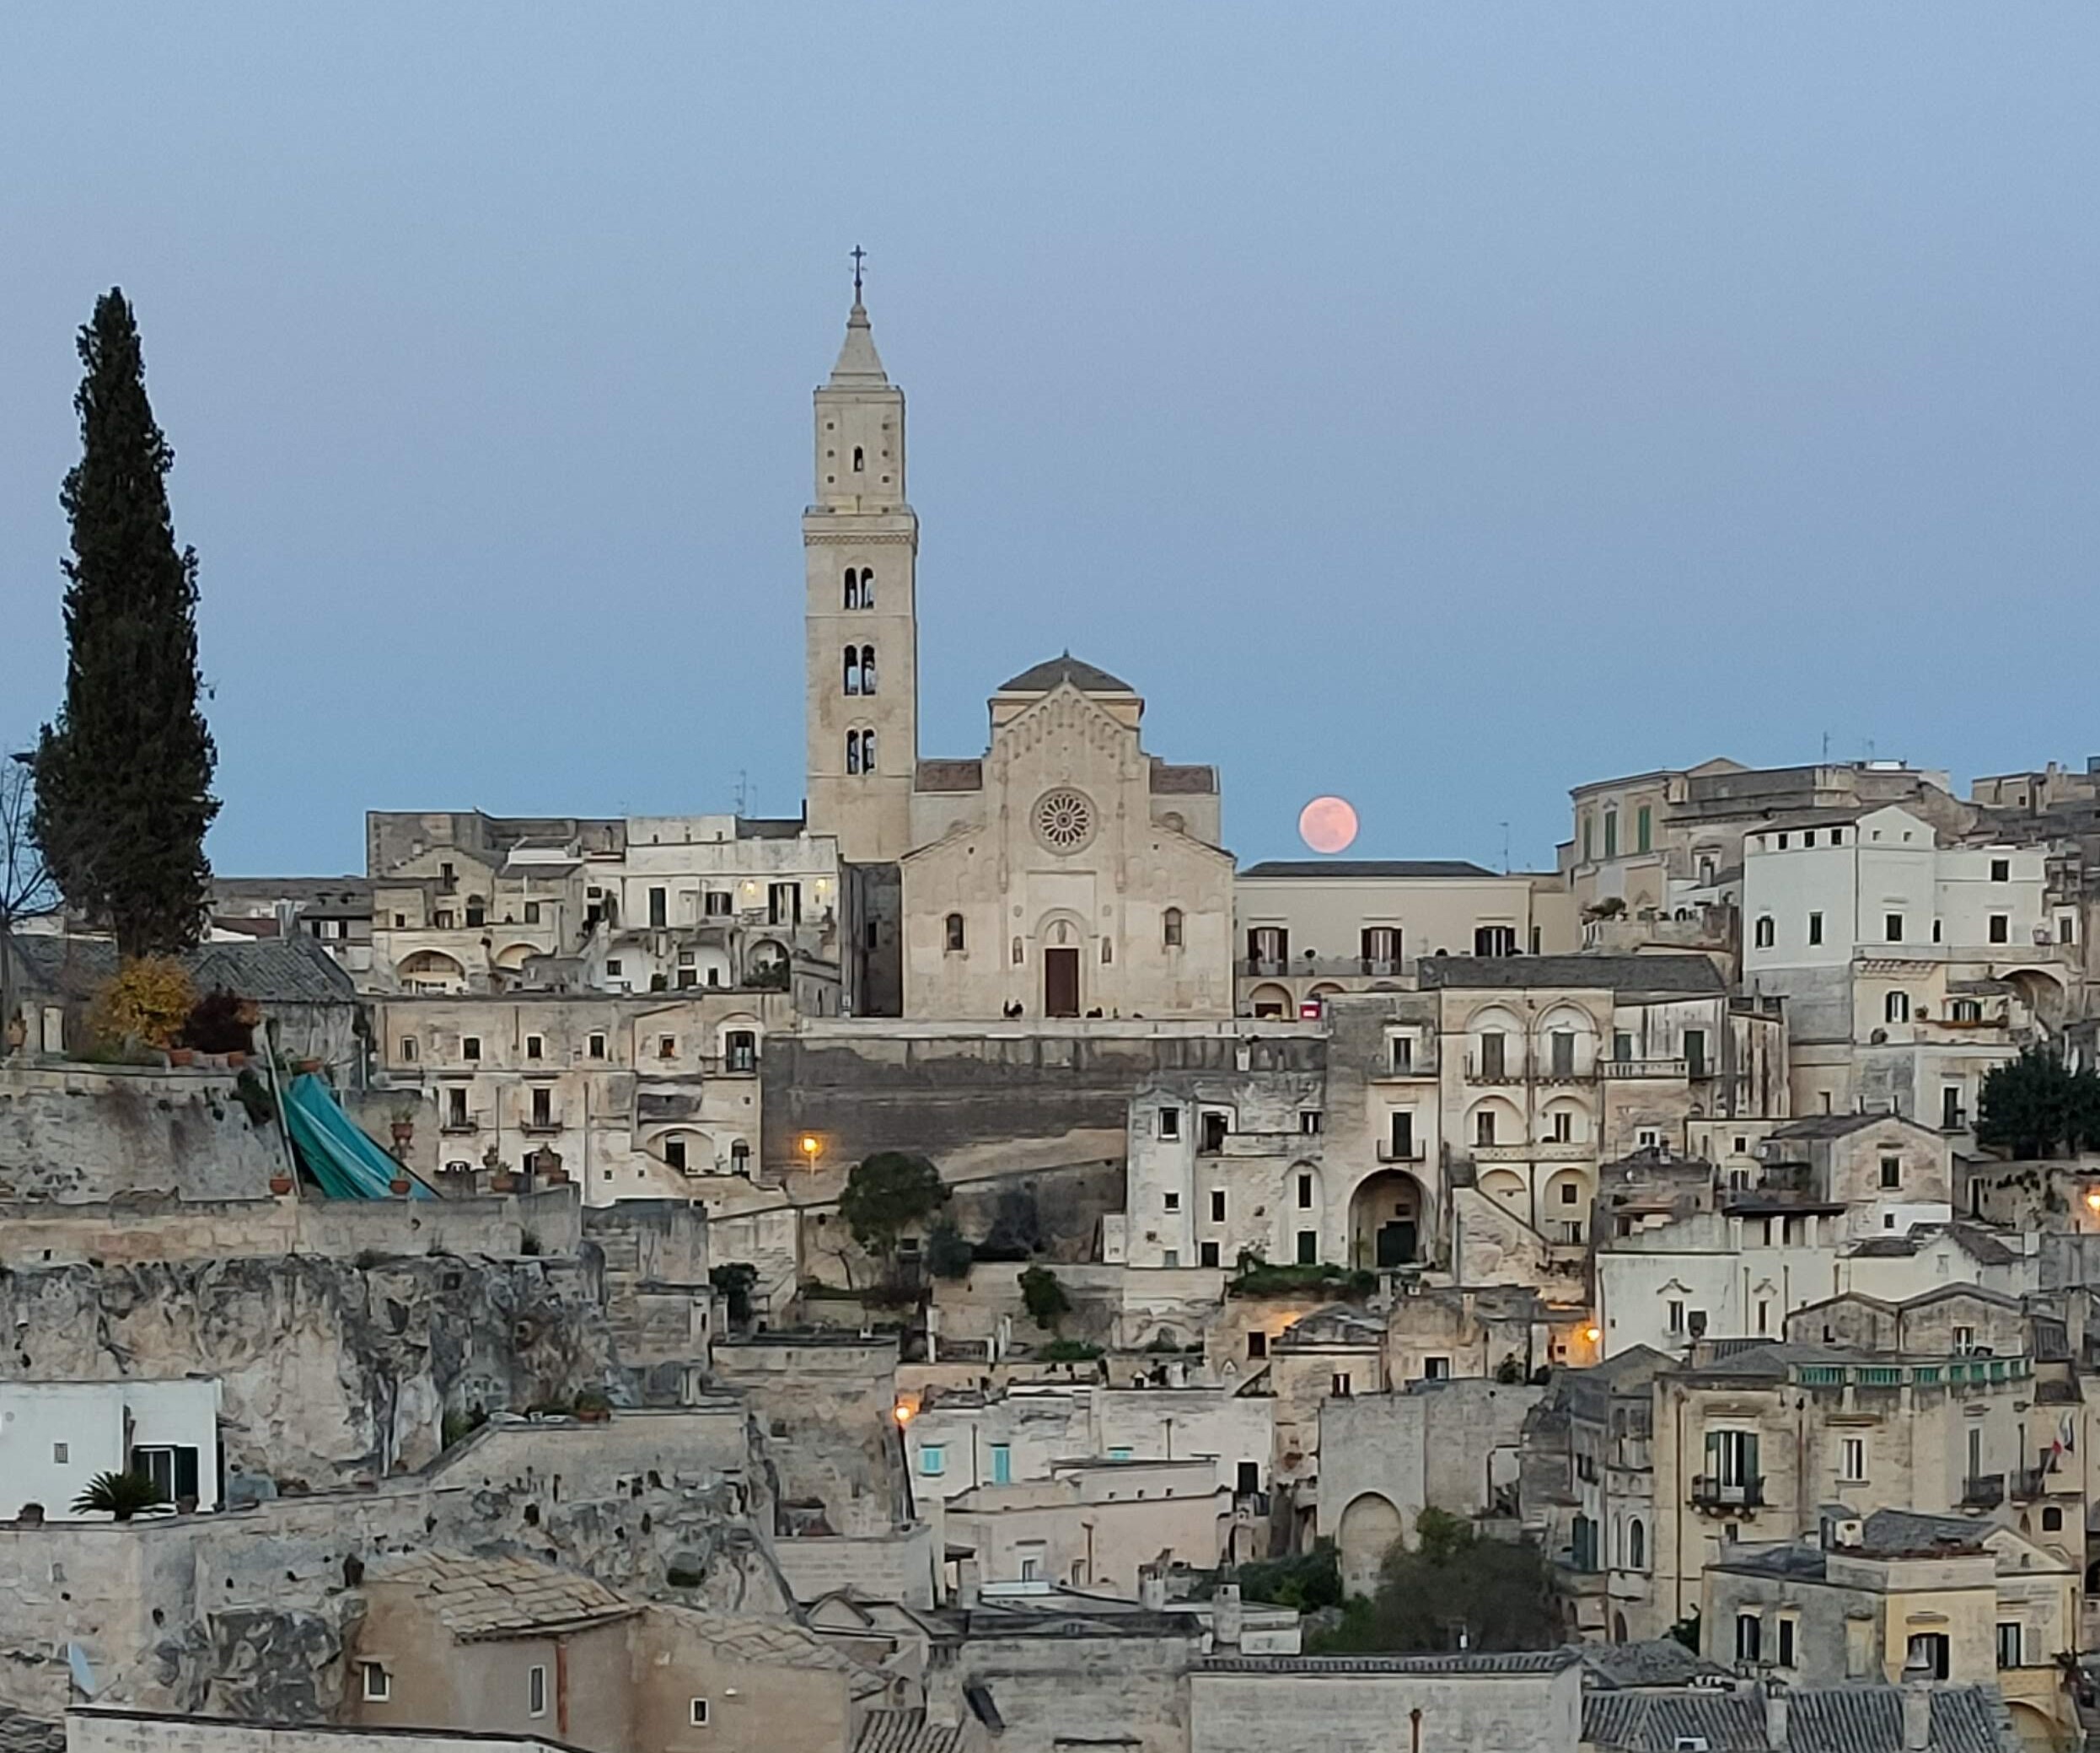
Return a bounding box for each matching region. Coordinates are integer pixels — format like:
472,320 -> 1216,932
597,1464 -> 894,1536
4,8 -> 2097,878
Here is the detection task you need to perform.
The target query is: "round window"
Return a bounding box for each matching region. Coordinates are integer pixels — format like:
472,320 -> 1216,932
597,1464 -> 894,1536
1033,788 -> 1096,854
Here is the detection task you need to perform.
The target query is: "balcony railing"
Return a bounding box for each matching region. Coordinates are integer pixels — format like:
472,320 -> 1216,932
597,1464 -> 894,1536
1963,1473 -> 2006,1508
1603,1057 -> 1699,1079
518,1118 -> 563,1137
2011,1465 -> 2056,1502
1690,1475 -> 1764,1510
1378,1140 -> 1426,1164
439,1118 -> 480,1136
1464,1056 -> 1523,1084
1237,956 -> 1410,981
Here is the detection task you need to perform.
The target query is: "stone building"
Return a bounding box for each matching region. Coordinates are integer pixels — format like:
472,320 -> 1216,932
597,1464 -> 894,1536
1232,861 -> 1576,1019
942,1458 -> 1234,1592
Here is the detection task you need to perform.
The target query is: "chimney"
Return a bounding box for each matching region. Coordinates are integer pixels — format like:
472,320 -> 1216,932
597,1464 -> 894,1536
955,1557 -> 980,1610
1900,1684 -> 1931,1753
1762,1681 -> 1788,1751
1212,1580 -> 1243,1649
1137,1564 -> 1167,1611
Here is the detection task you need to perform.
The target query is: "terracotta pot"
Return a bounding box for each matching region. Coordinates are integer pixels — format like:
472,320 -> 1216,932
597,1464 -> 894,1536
390,1122 -> 415,1145
297,1057 -> 322,1075
169,1047 -> 195,1067
269,1174 -> 294,1196
490,1173 -> 517,1195
226,1051 -> 247,1069
542,1167 -> 570,1186
576,1406 -> 610,1423
389,1175 -> 412,1197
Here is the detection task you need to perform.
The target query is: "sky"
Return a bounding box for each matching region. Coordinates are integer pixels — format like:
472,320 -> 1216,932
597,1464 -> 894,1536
3,8 -> 2097,879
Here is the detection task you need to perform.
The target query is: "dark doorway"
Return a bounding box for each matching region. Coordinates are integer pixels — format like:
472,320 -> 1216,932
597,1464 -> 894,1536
1045,948 -> 1080,1017
1376,1221 -> 1416,1268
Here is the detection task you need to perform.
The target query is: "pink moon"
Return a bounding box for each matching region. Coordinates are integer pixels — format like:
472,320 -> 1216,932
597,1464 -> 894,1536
1298,795 -> 1359,855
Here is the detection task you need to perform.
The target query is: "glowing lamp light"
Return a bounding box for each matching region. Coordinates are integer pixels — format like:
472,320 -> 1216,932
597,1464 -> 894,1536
2084,1190 -> 2100,1213
892,1402 -> 915,1426
799,1135 -> 821,1161
1583,1326 -> 1602,1345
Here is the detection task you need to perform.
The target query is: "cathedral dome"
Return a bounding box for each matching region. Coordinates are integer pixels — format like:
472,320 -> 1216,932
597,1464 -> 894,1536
996,653 -> 1135,695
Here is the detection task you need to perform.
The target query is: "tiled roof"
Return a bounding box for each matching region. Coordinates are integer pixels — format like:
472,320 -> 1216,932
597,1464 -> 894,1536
1200,1650 -> 1579,1675
854,1710 -> 967,1753
1767,1112 -> 1935,1141
997,654 -> 1133,694
1583,1684 -> 2012,1753
1240,860 -> 1496,879
369,1553 -> 636,1639
1417,954 -> 1726,995
1582,1690 -> 1766,1752
11,934 -> 354,1004
1853,1508 -> 1987,1556
1578,1639 -> 1735,1689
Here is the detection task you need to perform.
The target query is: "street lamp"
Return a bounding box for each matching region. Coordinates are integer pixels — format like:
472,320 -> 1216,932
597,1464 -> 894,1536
799,1134 -> 822,1170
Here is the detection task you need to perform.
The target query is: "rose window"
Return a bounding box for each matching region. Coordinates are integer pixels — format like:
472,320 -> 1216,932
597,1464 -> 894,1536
1033,788 -> 1096,854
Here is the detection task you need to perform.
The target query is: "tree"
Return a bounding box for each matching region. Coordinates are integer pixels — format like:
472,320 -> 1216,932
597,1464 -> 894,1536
924,1218 -> 974,1280
709,1261 -> 760,1327
33,288 -> 218,957
1315,1508 -> 1557,1654
1977,1048 -> 2100,1159
1018,1264 -> 1071,1333
0,756 -> 60,1058
71,1469 -> 171,1521
838,1152 -> 948,1260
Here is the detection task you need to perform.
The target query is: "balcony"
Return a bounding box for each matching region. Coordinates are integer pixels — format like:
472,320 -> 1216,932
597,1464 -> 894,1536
1237,956 -> 1410,981
439,1118 -> 480,1136
1464,1056 -> 1523,1086
1689,1475 -> 1764,1511
1603,1058 -> 1691,1080
518,1119 -> 563,1137
1962,1473 -> 2006,1508
2011,1465 -> 2056,1502
1378,1140 -> 1426,1164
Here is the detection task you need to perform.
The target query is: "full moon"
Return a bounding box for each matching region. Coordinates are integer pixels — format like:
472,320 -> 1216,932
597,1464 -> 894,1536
1297,795 -> 1359,855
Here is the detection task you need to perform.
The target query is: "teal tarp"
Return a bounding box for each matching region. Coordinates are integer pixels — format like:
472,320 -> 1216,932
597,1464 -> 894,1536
282,1073 -> 434,1200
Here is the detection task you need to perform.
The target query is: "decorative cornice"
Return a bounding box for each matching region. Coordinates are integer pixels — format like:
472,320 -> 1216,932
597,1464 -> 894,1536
804,530 -> 918,547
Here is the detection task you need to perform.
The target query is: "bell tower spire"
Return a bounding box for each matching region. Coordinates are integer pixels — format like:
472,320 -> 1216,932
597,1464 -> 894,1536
804,263 -> 919,867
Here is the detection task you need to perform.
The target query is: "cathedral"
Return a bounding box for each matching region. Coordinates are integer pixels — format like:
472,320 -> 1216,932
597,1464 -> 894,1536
801,293 -> 1234,1019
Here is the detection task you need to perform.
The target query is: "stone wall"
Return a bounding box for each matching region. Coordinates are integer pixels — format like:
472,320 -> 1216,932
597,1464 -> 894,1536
932,1627 -> 1198,1753
72,1709 -> 570,1753
712,1336 -> 902,1538
770,1520 -> 937,1608
1188,1659 -> 1581,1753
0,1066 -> 282,1203
0,1252 -> 620,1489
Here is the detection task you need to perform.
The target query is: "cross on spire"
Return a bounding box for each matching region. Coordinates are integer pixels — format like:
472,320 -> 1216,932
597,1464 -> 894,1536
850,245 -> 867,302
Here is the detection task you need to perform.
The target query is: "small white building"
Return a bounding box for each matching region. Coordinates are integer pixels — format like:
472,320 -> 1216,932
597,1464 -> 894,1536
0,1379 -> 222,1517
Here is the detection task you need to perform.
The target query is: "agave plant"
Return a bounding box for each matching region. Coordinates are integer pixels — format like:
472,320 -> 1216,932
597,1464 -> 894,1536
70,1470 -> 172,1521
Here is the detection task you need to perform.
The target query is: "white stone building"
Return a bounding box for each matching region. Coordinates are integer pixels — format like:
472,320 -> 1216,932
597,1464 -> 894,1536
0,1379 -> 222,1518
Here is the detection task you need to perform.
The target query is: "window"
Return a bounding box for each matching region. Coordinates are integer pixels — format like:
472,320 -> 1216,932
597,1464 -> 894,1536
361,1662 -> 391,1702
1474,925 -> 1517,957
1991,858 -> 2010,883
2044,1506 -> 2064,1532
1247,1331 -> 1267,1359
852,444 -> 865,472
1684,1029 -> 1707,1079
1667,1300 -> 1685,1335
1807,911 -> 1823,945
1614,1031 -> 1633,1062
1362,925 -> 1400,965
1988,913 -> 2009,944
846,729 -> 862,773
725,1031 -> 757,1073
664,1137 -> 687,1172
1778,1617 -> 1797,1669
1637,1127 -> 1659,1148
1211,1189 -> 1225,1222
704,890 -> 733,917
1424,1356 -> 1451,1380
1908,1633 -> 1949,1680
1200,1241 -> 1220,1268
1635,804 -> 1652,853
945,912 -> 966,953
462,1035 -> 481,1062
605,959 -> 623,976
525,1035 -> 543,1061
657,1034 -> 677,1060
1297,1230 -> 1318,1265
445,1086 -> 468,1128
1735,1614 -> 1762,1664
1162,1248 -> 1179,1267
529,1087 -> 552,1129
1158,1107 -> 1180,1141
1841,1437 -> 1866,1482
1478,1031 -> 1506,1077
1884,991 -> 1909,1024
989,1442 -> 1011,1485
1997,1623 -> 2022,1670
1549,1030 -> 1575,1077
843,566 -> 860,608
1952,1324 -> 1976,1353
860,568 -> 874,609
1299,1110 -> 1323,1135
1879,1155 -> 1901,1189
1582,815 -> 1593,863
1628,1518 -> 1646,1570
1560,1179 -> 1580,1205
1297,1173 -> 1313,1209
1885,912 -> 1904,943
1163,907 -> 1184,949
690,1699 -> 711,1728
1603,810 -> 1618,859
400,1036 -> 417,1063
919,1444 -> 946,1477
587,1032 -> 606,1059
1474,1109 -> 1497,1147
528,1665 -> 547,1718
729,1141 -> 750,1175
1387,1035 -> 1415,1074
1163,1191 -> 1179,1213
1754,915 -> 1775,949
1550,1110 -> 1572,1143
1330,1372 -> 1353,1398
859,645 -> 877,695
1018,1543 -> 1045,1582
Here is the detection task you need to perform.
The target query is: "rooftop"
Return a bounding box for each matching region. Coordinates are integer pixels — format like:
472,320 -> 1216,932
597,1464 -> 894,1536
1200,1650 -> 1579,1675
1239,860 -> 1498,880
368,1552 -> 636,1640
996,653 -> 1134,695
1583,1684 -> 2011,1753
1419,954 -> 1726,995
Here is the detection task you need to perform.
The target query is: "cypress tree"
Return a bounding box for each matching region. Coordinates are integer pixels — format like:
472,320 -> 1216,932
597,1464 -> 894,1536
34,288 -> 218,956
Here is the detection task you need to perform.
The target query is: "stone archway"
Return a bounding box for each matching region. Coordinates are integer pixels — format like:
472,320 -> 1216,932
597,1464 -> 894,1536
1336,1492 -> 1404,1597
1350,1169 -> 1426,1269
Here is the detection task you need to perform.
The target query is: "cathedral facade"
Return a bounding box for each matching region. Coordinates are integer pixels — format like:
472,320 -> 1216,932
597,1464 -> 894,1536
801,297 -> 1234,1019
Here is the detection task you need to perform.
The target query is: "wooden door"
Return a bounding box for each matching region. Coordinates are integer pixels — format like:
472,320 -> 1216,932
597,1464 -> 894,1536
1044,948 -> 1080,1017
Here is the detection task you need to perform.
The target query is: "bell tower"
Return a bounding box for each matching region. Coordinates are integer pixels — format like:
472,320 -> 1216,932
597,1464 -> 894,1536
804,271 -> 918,866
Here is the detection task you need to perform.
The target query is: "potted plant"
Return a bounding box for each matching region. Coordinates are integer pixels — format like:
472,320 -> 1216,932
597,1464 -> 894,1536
536,1148 -> 568,1187
573,1390 -> 612,1423
269,1171 -> 294,1196
296,1057 -> 322,1076
389,1102 -> 418,1148
169,1046 -> 196,1067
389,1172 -> 413,1197
485,1143 -> 516,1195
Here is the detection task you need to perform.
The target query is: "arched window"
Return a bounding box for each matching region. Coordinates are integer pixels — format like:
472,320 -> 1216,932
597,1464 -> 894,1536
1628,1518 -> 1646,1570
1101,937 -> 1113,964
843,648 -> 862,695
945,912 -> 966,953
842,567 -> 860,609
859,645 -> 877,695
1011,936 -> 1024,965
1474,1109 -> 1498,1147
862,729 -> 877,772
852,445 -> 865,472
729,1140 -> 750,1175
1163,906 -> 1184,949
1885,990 -> 1910,1024
860,567 -> 874,610
1754,915 -> 1775,949
845,730 -> 862,774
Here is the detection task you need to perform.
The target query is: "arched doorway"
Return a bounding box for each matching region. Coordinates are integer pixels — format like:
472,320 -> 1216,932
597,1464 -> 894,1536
1246,983 -> 1292,1019
1350,1170 -> 1426,1269
1336,1492 -> 1404,1597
